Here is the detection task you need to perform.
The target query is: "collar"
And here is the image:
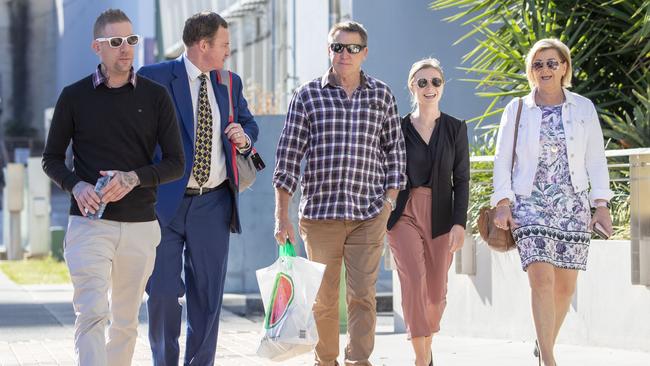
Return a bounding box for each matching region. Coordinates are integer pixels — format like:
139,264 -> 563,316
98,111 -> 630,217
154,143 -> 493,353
183,54 -> 211,82
320,67 -> 374,89
523,87 -> 577,109
92,64 -> 136,89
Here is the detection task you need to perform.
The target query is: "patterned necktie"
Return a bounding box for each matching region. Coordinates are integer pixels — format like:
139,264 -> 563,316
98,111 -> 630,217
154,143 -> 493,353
192,74 -> 213,187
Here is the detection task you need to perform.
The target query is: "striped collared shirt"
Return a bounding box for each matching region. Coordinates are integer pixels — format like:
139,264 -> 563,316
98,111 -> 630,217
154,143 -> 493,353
92,64 -> 137,89
273,68 -> 406,221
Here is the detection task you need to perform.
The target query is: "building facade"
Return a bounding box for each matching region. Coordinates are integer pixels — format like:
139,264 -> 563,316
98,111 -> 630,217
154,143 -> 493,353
0,0 -> 155,161
0,0 -> 490,155
158,0 -> 490,126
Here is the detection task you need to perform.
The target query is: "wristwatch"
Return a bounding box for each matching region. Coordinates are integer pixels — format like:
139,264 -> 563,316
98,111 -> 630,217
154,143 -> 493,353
595,201 -> 609,209
385,196 -> 397,211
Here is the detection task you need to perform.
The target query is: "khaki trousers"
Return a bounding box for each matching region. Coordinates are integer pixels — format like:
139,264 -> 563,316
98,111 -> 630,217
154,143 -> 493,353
64,216 -> 160,366
299,205 -> 390,366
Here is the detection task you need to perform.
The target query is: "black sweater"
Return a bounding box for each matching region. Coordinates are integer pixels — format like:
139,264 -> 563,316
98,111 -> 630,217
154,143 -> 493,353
42,75 -> 184,222
387,113 -> 470,238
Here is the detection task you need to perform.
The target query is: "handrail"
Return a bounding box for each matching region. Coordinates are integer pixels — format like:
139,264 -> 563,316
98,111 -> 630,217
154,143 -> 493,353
470,148 -> 650,163
466,149 -> 649,283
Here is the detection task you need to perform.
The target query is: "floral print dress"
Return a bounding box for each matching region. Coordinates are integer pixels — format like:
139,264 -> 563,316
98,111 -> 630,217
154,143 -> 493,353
511,104 -> 592,271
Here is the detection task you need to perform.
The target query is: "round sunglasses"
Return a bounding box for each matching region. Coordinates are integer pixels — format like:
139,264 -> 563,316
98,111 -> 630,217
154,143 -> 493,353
95,34 -> 140,48
329,43 -> 366,54
415,77 -> 443,88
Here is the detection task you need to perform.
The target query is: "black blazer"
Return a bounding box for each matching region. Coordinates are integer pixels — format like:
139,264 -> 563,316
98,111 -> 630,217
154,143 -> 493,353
387,113 -> 470,238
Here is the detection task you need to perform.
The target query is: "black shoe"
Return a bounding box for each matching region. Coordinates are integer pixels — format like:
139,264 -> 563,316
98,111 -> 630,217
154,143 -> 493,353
534,340 -> 540,358
429,351 -> 433,366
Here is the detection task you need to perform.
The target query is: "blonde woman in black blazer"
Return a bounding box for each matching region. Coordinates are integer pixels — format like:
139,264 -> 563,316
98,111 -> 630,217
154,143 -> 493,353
387,58 -> 470,366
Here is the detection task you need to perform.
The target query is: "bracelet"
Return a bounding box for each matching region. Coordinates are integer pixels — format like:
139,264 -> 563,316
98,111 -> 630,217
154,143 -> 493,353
385,196 -> 397,211
236,134 -> 251,153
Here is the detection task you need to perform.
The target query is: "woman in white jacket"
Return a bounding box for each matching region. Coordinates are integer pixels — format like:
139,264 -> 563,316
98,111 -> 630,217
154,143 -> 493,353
492,38 -> 613,366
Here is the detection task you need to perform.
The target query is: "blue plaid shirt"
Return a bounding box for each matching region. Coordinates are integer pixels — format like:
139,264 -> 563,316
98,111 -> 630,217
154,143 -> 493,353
273,69 -> 406,220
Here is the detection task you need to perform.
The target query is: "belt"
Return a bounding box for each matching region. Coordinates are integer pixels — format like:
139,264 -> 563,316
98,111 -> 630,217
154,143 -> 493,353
185,181 -> 228,196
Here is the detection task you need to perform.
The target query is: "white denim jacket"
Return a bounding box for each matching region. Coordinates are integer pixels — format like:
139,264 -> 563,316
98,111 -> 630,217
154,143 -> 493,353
491,88 -> 613,207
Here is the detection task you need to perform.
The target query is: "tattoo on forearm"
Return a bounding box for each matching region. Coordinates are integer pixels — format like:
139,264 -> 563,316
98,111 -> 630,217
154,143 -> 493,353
119,172 -> 139,189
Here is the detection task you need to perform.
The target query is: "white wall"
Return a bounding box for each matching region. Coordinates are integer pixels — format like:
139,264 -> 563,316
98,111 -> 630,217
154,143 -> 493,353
393,238 -> 650,352
293,0 -> 329,87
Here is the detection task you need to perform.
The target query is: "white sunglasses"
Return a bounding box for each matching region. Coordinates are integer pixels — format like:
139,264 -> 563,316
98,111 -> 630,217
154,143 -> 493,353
95,34 -> 140,48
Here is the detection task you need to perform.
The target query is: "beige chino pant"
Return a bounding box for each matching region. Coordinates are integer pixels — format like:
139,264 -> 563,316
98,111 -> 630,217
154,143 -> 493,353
299,205 -> 391,366
64,216 -> 160,366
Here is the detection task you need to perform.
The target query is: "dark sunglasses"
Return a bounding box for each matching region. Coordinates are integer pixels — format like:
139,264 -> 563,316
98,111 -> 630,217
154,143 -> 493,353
329,43 -> 366,54
416,77 -> 443,88
532,59 -> 563,71
95,34 -> 140,48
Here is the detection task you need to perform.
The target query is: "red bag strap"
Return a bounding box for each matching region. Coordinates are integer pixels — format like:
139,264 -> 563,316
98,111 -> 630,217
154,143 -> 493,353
217,70 -> 257,155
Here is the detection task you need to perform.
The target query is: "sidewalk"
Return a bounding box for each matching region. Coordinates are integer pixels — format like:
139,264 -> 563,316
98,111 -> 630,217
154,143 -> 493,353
1,269 -> 649,366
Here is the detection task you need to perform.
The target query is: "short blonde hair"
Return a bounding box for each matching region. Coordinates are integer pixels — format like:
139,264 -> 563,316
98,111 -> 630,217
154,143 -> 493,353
525,38 -> 573,89
407,58 -> 445,109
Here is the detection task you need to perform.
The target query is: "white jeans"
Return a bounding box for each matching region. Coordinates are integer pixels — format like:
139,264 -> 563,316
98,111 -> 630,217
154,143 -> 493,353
64,216 -> 160,366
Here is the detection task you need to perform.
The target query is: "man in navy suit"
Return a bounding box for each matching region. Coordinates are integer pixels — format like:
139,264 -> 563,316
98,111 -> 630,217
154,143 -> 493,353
138,12 -> 258,366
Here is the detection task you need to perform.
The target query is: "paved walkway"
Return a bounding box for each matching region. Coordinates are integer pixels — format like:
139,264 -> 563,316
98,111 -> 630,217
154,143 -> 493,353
1,269 -> 649,366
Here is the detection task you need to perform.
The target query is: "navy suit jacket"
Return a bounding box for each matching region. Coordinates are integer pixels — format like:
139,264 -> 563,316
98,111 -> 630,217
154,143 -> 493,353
138,58 -> 259,233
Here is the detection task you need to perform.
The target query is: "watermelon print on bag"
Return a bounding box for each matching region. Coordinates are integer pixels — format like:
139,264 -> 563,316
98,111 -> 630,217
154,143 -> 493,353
264,272 -> 295,330
256,241 -> 325,361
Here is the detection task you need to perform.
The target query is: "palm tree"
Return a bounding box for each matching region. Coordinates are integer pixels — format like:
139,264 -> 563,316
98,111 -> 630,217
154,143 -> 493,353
430,0 -> 650,147
433,0 -> 649,237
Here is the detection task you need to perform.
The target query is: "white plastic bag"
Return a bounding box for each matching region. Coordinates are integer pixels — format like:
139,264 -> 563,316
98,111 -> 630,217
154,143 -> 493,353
256,243 -> 325,362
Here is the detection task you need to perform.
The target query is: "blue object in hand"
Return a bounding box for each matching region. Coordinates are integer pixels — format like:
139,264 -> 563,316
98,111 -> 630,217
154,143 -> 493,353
87,174 -> 112,220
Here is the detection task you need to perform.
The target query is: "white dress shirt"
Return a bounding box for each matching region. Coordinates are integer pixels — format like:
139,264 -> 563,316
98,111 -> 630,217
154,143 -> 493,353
184,54 -> 228,189
491,88 -> 613,207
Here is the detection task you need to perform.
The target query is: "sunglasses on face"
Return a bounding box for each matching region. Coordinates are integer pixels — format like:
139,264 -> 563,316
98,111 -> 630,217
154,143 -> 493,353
95,34 -> 140,48
329,43 -> 366,54
416,77 -> 443,88
532,59 -> 563,71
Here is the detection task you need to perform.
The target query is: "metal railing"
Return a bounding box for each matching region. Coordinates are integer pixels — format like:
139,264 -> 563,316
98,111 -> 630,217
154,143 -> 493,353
466,148 -> 650,286
469,147 -> 650,172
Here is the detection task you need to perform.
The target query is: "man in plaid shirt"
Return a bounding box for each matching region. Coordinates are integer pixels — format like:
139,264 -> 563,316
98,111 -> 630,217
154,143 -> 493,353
273,21 -> 406,366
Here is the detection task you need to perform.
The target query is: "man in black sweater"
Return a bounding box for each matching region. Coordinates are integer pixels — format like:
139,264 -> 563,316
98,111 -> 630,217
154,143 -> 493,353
42,9 -> 184,366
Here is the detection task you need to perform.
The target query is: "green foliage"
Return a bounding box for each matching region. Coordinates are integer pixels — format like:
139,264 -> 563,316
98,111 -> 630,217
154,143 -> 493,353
467,140 -> 496,234
432,0 -> 649,238
609,180 -> 631,239
601,87 -> 650,148
0,257 -> 70,285
430,0 -> 650,141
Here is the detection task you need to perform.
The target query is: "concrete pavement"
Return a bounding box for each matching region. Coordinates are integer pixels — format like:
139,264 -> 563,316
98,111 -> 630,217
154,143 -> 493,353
1,269 -> 649,366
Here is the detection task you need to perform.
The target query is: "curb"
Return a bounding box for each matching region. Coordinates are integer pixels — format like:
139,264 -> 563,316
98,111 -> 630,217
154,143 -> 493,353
223,292 -> 393,316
